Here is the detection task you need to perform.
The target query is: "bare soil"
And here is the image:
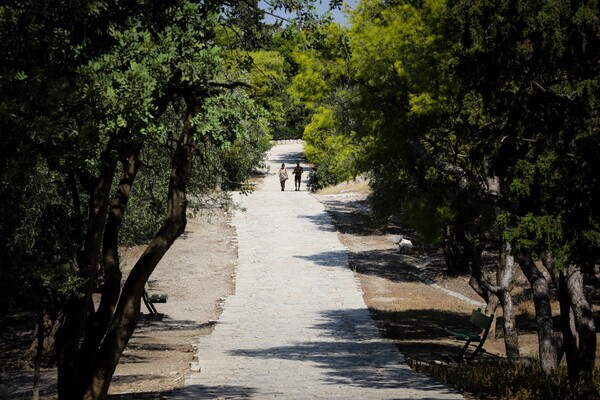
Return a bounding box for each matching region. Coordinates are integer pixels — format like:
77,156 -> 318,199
107,207 -> 238,398
0,182 -> 563,399
313,187 -> 514,363
0,208 -> 237,400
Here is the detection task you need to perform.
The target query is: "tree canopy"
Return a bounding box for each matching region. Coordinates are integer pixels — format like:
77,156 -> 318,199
1,0 -> 599,396
289,0 -> 599,391
0,0 -> 338,397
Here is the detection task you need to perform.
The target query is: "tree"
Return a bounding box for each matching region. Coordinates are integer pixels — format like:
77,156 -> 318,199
0,1 -> 273,397
292,0 -> 599,391
286,20 -> 363,187
343,0 -> 525,358
445,0 -> 599,385
1,1 -> 343,397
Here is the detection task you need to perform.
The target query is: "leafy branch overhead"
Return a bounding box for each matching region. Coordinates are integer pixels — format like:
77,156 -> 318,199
287,0 -> 599,392
0,0 -> 299,397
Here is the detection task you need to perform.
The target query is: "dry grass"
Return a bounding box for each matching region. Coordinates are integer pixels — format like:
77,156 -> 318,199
315,176 -> 370,195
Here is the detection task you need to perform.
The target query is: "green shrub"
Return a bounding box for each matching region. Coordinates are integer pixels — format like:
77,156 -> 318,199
409,358 -> 600,400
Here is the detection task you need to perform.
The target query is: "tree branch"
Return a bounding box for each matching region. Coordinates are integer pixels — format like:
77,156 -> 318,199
410,138 -> 515,211
209,81 -> 252,90
84,93 -> 202,398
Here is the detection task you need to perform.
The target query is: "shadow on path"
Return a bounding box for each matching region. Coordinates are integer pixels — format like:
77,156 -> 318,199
226,309 -> 455,395
294,250 -> 348,269
370,308 -> 501,363
297,213 -> 337,232
270,150 -> 307,167
118,385 -> 258,400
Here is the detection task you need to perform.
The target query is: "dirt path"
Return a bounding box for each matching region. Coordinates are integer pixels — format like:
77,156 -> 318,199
1,141 -> 518,399
0,208 -> 237,399
108,207 -> 238,397
167,142 -> 463,399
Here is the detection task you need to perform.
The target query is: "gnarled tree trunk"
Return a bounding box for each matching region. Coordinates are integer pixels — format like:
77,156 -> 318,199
55,136 -> 119,399
541,256 -> 596,390
495,243 -> 519,359
562,264 -> 596,386
470,242 -> 519,359
562,264 -> 597,385
517,253 -> 562,373
82,96 -> 201,399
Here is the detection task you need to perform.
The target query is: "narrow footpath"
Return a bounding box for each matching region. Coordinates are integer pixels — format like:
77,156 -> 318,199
169,143 -> 463,399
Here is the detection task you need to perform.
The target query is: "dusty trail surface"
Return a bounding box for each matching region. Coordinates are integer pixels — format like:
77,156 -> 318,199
2,142 -> 515,399
168,143 -> 463,399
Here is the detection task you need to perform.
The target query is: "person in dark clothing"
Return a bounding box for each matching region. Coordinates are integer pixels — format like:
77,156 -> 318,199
292,162 -> 303,191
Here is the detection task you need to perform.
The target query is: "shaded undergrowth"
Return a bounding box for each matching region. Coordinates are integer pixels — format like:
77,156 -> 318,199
408,357 -> 600,400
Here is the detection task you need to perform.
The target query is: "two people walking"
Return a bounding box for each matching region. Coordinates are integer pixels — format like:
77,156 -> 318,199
278,162 -> 303,191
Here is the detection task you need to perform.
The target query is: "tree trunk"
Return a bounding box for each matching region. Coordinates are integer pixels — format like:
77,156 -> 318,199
495,243 -> 519,359
563,264 -> 596,386
55,136 -> 118,399
78,150 -> 141,382
544,256 -> 597,390
442,223 -> 471,274
27,306 -> 57,367
558,271 -> 580,382
540,256 -> 573,378
473,242 -> 519,358
497,289 -> 519,359
82,96 -> 200,399
33,311 -> 45,400
517,253 -> 561,373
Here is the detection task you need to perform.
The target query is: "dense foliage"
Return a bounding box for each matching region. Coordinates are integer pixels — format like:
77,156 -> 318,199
1,0 -> 598,397
290,0 -> 599,392
0,0 -> 342,397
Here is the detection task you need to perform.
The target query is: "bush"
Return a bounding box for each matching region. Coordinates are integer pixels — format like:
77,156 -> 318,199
409,358 -> 600,400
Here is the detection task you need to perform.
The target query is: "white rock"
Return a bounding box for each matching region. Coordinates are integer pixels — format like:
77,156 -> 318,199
397,238 -> 413,254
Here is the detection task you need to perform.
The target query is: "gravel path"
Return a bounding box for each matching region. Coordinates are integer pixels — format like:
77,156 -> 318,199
169,143 -> 463,399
